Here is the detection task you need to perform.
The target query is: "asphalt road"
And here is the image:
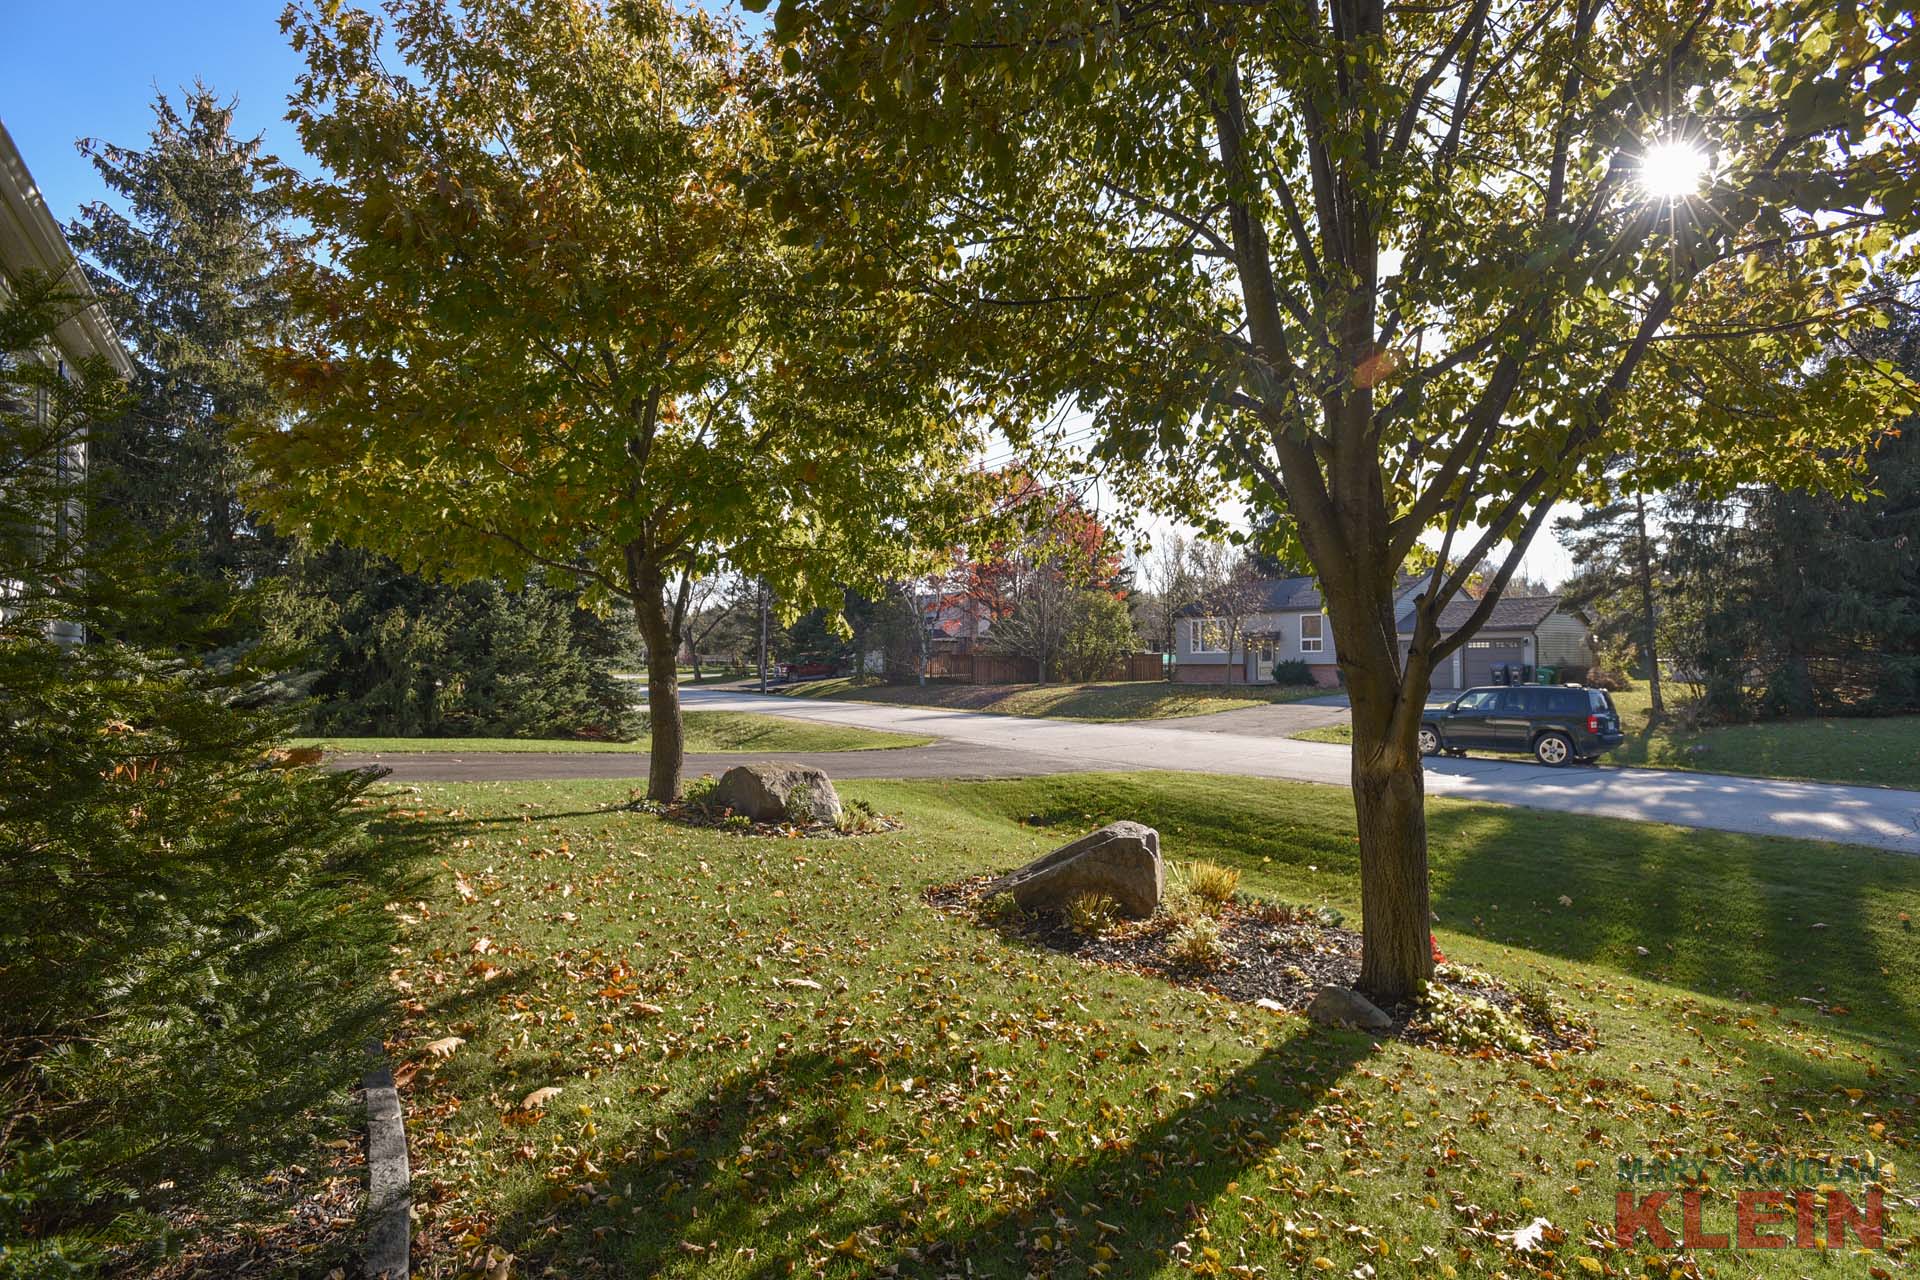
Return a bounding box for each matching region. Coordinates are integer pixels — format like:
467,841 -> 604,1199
335,686 -> 1920,855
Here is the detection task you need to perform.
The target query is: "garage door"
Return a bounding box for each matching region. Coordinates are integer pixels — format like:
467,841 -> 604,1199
1462,637 -> 1525,687
1402,642 -> 1464,692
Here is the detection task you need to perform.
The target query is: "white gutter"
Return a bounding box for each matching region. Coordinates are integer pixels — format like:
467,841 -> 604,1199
0,118 -> 136,378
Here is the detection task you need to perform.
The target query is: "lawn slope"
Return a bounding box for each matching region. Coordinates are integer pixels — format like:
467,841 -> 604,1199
779,676 -> 1329,720
294,711 -> 932,755
366,772 -> 1915,1278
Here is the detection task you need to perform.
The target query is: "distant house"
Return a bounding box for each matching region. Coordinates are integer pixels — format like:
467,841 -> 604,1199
1398,593 -> 1595,693
0,120 -> 136,645
1174,574 -> 1594,691
1173,576 -> 1427,687
922,589 -> 994,654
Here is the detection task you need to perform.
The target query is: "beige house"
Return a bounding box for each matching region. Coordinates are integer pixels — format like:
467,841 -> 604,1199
1398,594 -> 1596,693
1173,575 -> 1428,686
1,119 -> 136,644
1174,573 -> 1594,691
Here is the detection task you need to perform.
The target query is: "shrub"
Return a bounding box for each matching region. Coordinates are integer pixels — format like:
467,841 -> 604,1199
1270,659 -> 1316,686
1066,892 -> 1121,937
1413,983 -> 1536,1053
1186,859 -> 1240,911
784,788 -> 816,826
978,892 -> 1024,924
1160,861 -> 1201,925
681,775 -> 720,811
835,797 -> 884,835
2,275 -> 408,1270
1166,917 -> 1232,969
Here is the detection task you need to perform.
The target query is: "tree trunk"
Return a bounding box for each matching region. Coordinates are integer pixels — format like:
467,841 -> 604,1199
630,557 -> 684,803
757,578 -> 770,694
1634,492 -> 1664,719
1346,675 -> 1435,1005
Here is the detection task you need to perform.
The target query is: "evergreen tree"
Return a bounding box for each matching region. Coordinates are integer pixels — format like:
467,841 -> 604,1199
1555,482 -> 1666,715
68,86 -> 287,587
267,545 -> 636,738
2,272 -> 397,1274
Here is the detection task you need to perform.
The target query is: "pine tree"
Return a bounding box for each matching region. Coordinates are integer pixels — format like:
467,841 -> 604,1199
68,86 -> 288,586
1554,482 -> 1666,716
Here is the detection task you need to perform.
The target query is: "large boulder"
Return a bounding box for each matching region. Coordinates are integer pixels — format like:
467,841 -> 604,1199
711,762 -> 843,824
997,821 -> 1163,918
1307,985 -> 1394,1032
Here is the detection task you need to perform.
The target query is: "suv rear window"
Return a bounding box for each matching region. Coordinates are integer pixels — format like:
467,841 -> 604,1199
1587,689 -> 1615,713
1531,687 -> 1585,714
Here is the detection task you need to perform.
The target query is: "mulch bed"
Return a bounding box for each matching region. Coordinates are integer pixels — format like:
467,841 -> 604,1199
927,875 -> 1595,1056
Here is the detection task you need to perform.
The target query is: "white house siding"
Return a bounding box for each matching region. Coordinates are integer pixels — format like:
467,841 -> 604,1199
1533,611 -> 1595,668
2,122 -> 136,646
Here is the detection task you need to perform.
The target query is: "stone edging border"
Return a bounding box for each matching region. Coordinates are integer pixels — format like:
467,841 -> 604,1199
361,1048 -> 412,1279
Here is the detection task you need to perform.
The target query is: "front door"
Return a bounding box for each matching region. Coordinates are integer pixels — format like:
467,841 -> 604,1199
1249,639 -> 1276,683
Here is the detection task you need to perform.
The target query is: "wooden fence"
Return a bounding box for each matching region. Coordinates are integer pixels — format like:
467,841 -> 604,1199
924,651 -> 1167,685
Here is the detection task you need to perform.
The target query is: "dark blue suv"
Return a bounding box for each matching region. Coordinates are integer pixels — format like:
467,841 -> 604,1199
1420,685 -> 1624,767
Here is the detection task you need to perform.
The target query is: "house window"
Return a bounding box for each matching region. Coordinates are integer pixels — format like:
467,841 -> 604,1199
1189,618 -> 1228,654
1300,613 -> 1324,653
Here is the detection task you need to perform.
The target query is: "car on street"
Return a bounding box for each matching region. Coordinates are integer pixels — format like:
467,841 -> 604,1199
1419,684 -> 1624,767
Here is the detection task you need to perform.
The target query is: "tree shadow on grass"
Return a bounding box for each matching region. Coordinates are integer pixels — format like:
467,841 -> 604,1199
1425,802 -> 1919,1050
485,1025 -> 1375,1279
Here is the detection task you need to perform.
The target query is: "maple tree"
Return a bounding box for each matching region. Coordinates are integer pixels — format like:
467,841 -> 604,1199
771,0 -> 1920,998
244,0 -> 987,798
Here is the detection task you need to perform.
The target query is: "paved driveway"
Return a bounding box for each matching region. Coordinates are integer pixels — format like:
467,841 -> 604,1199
338,687 -> 1920,855
1160,699 -> 1350,737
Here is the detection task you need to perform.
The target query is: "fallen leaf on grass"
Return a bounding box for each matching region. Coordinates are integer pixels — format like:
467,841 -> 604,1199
422,1036 -> 465,1059
520,1086 -> 562,1111
1510,1217 -> 1552,1251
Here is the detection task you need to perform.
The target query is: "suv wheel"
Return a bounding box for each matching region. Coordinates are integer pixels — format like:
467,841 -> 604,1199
1417,726 -> 1440,757
1534,732 -> 1573,768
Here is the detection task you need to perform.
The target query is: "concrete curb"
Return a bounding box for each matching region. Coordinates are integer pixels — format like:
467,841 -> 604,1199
361,1049 -> 411,1279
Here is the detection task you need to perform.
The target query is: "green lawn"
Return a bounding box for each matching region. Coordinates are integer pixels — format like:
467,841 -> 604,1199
1607,681 -> 1920,788
778,675 -> 1330,720
355,772 -> 1914,1278
1293,681 -> 1920,789
293,711 -> 931,755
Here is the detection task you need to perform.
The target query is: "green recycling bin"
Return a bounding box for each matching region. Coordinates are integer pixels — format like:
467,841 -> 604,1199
1535,665 -> 1558,684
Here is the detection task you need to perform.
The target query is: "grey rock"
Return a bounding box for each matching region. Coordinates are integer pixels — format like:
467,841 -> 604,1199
712,762 -> 843,824
1307,985 -> 1394,1032
996,820 -> 1162,918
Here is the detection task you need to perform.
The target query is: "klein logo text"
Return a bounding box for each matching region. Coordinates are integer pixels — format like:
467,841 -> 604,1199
1614,1188 -> 1884,1250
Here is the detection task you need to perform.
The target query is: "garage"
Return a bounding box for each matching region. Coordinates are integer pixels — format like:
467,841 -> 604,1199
1462,637 -> 1526,687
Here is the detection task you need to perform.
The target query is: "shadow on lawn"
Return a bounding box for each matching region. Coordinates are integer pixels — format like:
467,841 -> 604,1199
1426,803 -> 1917,1048
492,1026 -> 1374,1278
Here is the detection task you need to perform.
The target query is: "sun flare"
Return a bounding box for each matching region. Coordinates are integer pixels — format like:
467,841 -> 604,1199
1638,140 -> 1710,200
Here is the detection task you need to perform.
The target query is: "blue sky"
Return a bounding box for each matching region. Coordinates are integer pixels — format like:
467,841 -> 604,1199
3,2 -> 313,228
